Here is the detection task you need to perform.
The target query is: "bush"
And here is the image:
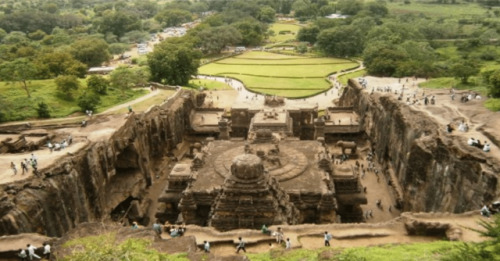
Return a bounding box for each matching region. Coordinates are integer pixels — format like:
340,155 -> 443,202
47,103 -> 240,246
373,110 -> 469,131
279,30 -> 291,35
36,102 -> 51,118
55,75 -> 80,100
77,92 -> 101,112
87,75 -> 109,95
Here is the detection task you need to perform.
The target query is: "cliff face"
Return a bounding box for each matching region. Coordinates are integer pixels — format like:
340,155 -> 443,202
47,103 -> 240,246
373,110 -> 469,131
0,90 -> 194,237
341,80 -> 500,213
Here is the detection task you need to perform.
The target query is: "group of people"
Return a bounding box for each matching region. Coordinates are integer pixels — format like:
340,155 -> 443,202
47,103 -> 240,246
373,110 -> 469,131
467,138 -> 491,152
47,136 -> 72,153
18,243 -> 50,260
11,154 -> 38,176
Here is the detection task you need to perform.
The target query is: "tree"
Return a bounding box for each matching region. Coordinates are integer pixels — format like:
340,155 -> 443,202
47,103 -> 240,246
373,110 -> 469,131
148,38 -> 201,85
337,0 -> 364,15
365,1 -> 389,17
197,26 -> 242,54
154,9 -> 192,27
95,10 -> 141,38
35,51 -> 87,78
0,58 -> 37,97
488,70 -> 500,97
77,91 -> 101,112
316,25 -> 364,57
296,42 -> 308,54
110,66 -> 150,95
450,60 -> 479,83
258,6 -> 276,23
70,38 -> 111,67
87,75 -> 110,95
233,19 -> 266,46
297,26 -> 320,44
363,42 -> 408,76
36,102 -> 51,118
55,75 -> 80,100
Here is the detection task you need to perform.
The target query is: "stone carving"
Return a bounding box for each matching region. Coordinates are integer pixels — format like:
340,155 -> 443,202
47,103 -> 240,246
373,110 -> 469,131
336,140 -> 357,155
209,154 -> 298,231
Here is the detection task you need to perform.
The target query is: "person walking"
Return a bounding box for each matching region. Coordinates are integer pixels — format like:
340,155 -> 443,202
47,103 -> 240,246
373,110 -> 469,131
18,248 -> 27,261
204,241 -> 210,253
11,162 -> 17,175
236,237 -> 246,253
285,238 -> 291,249
42,243 -> 51,260
324,231 -> 332,247
27,244 -> 41,260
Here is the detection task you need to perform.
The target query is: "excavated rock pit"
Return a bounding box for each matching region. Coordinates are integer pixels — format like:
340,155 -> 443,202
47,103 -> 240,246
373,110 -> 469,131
0,79 -> 499,258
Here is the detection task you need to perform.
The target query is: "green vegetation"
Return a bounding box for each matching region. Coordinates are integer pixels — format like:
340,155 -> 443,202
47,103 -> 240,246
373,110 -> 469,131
269,23 -> 302,43
199,52 -> 357,98
61,233 -> 188,261
111,90 -> 177,114
0,79 -> 146,121
247,241 -> 459,261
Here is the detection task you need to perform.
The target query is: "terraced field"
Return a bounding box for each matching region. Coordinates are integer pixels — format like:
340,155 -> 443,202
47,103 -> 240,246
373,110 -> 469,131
198,51 -> 359,98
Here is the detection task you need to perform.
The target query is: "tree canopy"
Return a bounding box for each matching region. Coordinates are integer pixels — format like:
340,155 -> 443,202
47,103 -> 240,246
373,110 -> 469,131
147,38 -> 201,85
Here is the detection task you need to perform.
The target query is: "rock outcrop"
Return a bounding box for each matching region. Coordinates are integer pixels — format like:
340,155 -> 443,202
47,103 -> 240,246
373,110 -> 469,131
0,90 -> 195,237
340,79 -> 500,213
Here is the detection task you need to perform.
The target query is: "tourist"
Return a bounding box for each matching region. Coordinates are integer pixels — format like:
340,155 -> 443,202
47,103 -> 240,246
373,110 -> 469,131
31,153 -> 37,165
261,224 -> 270,235
483,143 -> 491,152
152,220 -> 162,236
236,237 -> 246,253
446,124 -> 453,133
42,243 -> 51,260
24,159 -> 30,171
275,227 -> 284,244
164,221 -> 171,234
68,135 -> 73,145
18,248 -> 27,261
27,244 -> 41,260
285,238 -> 291,249
131,221 -> 138,229
11,161 -> 17,175
468,138 -> 476,146
81,120 -> 87,127
62,140 -> 68,149
170,226 -> 179,237
178,224 -> 186,236
324,231 -> 332,246
54,143 -> 61,151
204,241 -> 210,253
128,105 -> 133,113
481,205 -> 491,218
47,142 -> 53,153
21,161 -> 28,175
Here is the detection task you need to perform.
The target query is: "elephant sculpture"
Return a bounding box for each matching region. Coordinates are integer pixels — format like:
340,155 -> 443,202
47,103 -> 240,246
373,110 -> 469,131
336,140 -> 357,155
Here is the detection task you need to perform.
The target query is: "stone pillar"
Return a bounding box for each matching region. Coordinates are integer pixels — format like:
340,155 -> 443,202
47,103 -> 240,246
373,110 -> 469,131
314,117 -> 325,140
218,119 -> 230,140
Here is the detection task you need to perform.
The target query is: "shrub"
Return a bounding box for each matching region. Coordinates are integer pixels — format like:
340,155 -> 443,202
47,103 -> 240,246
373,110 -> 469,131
36,102 -> 51,118
77,92 -> 101,112
87,75 -> 109,95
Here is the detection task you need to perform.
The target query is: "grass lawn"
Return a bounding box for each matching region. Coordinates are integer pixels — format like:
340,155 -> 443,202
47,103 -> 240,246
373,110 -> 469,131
0,79 -> 147,122
247,241 -> 458,261
387,2 -> 493,18
188,78 -> 232,90
233,51 -> 302,59
338,69 -> 367,85
225,74 -> 329,98
111,89 -> 176,114
199,63 -> 358,78
198,51 -> 358,98
269,23 -> 302,43
216,57 -> 352,65
419,77 -> 489,94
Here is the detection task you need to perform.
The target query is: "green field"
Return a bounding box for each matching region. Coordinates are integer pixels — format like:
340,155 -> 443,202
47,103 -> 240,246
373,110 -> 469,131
0,79 -> 147,122
198,51 -> 358,98
338,69 -> 367,85
269,23 -> 302,43
387,2 -> 495,18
